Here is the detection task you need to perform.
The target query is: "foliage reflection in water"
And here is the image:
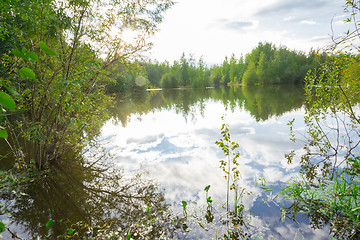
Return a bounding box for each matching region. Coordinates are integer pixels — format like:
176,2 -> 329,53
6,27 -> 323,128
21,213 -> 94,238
108,85 -> 305,127
0,145 -> 182,239
1,85 -> 344,239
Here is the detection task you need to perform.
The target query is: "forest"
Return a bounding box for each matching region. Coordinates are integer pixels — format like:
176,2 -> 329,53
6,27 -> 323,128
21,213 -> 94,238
106,42 -> 329,92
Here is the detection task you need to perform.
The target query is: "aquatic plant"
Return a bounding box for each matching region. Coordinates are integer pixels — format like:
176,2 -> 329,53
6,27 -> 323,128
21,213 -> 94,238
215,116 -> 242,213
283,169 -> 360,238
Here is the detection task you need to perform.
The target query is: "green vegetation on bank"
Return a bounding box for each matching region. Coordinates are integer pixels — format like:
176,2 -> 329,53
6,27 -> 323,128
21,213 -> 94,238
0,0 -> 173,170
104,42 -> 329,92
280,1 -> 360,237
283,51 -> 360,238
138,43 -> 329,89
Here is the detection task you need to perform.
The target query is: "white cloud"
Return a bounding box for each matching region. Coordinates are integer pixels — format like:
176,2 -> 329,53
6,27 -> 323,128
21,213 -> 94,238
300,20 -> 317,25
283,16 -> 295,21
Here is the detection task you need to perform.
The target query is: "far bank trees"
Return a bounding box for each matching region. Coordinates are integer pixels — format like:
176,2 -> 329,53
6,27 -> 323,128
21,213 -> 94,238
141,43 -> 328,89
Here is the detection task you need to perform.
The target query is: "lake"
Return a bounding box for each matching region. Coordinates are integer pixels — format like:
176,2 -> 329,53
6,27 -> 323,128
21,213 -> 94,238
0,85 -> 332,239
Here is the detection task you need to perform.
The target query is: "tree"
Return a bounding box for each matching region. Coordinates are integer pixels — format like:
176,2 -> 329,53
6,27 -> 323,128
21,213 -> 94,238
210,66 -> 222,86
180,53 -> 190,86
256,52 -> 267,84
220,57 -> 230,85
145,60 -> 162,88
195,56 -> 207,88
229,54 -> 237,84
242,61 -> 257,85
106,61 -> 149,93
1,0 -> 173,169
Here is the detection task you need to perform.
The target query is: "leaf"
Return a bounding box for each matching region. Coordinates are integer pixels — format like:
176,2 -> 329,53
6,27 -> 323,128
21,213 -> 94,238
24,52 -> 38,61
204,185 -> 210,192
11,49 -> 25,59
198,222 -> 208,231
2,85 -> 20,99
0,92 -> 16,110
67,228 -> 74,235
0,221 -> 5,233
19,67 -> 39,83
46,220 -> 54,228
38,41 -> 58,56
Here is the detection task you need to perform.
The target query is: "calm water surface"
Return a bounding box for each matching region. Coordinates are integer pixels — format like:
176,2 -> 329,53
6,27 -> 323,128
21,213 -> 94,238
98,85 -> 329,239
1,85 -> 332,239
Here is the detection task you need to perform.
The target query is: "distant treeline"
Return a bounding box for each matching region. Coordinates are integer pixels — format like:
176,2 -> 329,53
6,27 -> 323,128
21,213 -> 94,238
105,42 -> 328,92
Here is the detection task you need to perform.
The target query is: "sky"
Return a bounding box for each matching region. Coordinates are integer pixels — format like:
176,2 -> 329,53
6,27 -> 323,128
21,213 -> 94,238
149,0 -> 350,65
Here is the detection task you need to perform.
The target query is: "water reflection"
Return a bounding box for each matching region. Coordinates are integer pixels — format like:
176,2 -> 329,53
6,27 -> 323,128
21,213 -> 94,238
109,85 -> 305,127
1,85 -> 334,239
1,147 -> 181,239
240,85 -> 304,121
97,86 -> 334,239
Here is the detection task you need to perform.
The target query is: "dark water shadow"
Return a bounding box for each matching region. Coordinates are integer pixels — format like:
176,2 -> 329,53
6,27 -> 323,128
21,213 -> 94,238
1,147 -> 182,239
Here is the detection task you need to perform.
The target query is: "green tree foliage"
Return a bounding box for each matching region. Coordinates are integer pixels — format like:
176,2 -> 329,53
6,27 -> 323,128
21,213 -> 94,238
242,60 -> 258,85
145,43 -> 327,89
161,61 -> 180,88
143,60 -> 169,88
240,42 -> 327,85
210,66 -> 222,86
287,53 -> 360,180
180,53 -> 190,86
158,54 -> 212,89
106,61 -> 149,94
220,57 -> 231,85
0,0 -> 173,169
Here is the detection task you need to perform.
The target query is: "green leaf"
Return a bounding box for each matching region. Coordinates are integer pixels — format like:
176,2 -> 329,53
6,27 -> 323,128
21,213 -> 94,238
0,221 -> 5,233
46,220 -> 54,228
0,129 -> 8,139
127,234 -> 131,240
0,92 -> 16,110
2,85 -> 20,99
38,41 -> 58,56
67,228 -> 74,235
204,185 -> 210,192
11,49 -> 25,59
19,67 -> 38,82
24,52 -> 38,61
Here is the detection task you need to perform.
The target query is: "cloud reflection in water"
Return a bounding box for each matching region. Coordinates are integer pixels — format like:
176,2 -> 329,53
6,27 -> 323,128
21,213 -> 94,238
98,89 -> 329,239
